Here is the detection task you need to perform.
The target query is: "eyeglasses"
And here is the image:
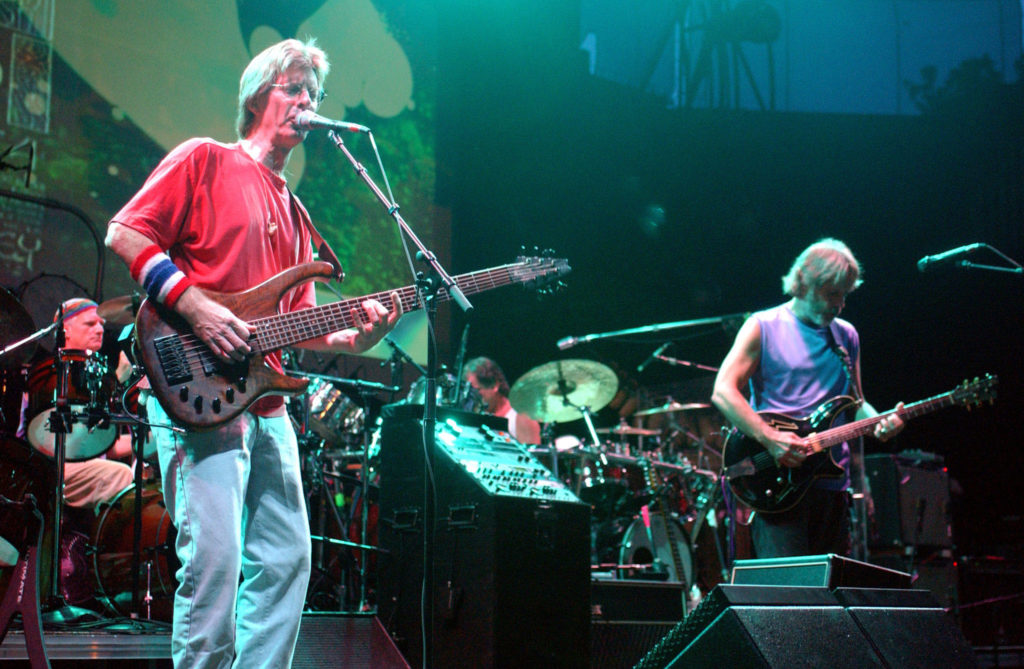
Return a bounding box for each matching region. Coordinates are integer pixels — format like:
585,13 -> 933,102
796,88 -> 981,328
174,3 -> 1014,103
270,82 -> 326,106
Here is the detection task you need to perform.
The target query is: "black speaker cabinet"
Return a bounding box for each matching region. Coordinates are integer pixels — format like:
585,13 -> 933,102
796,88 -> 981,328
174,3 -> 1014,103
869,552 -> 959,612
635,585 -> 978,669
293,614 -> 409,669
377,405 -> 591,669
865,453 -> 952,548
591,579 -> 684,669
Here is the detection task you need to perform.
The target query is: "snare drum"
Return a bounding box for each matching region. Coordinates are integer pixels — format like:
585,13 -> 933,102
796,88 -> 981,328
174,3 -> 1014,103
307,378 -> 365,449
92,484 -> 178,621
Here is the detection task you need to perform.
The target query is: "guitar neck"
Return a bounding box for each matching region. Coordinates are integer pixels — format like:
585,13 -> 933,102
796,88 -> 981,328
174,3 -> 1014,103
249,263 -> 526,353
808,390 -> 958,451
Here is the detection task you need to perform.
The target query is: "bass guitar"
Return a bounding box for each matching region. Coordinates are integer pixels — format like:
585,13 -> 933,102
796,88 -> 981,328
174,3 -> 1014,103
135,255 -> 570,430
722,375 -> 997,513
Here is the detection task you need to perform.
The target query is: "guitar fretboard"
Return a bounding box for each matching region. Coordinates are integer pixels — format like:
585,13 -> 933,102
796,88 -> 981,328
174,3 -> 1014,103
805,383 -> 988,452
250,262 -> 538,352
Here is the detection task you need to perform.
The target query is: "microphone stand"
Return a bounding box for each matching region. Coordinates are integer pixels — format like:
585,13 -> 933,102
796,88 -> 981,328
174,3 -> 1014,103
937,243 -> 1022,276
0,322 -> 57,362
383,336 -> 427,378
557,311 -> 748,350
42,310 -> 95,624
324,129 -> 472,669
130,409 -> 150,619
956,261 -> 1023,275
654,355 -> 720,374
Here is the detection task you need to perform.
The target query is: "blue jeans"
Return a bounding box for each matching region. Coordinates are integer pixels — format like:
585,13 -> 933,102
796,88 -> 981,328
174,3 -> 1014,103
147,397 -> 311,669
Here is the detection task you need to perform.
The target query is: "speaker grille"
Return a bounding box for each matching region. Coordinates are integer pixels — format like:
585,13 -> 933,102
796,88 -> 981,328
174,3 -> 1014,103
292,614 -> 408,669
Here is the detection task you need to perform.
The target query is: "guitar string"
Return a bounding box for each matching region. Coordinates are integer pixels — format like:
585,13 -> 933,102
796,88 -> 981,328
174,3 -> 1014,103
802,392 -> 966,448
165,264 -> 554,376
170,268 -> 506,356
744,383 -> 989,474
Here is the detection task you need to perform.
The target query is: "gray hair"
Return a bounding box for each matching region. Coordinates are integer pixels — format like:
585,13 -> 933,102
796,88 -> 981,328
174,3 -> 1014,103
236,38 -> 330,139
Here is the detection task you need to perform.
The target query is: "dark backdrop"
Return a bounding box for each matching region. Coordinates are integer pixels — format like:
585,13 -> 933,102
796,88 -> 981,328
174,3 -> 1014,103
437,2 -> 1024,558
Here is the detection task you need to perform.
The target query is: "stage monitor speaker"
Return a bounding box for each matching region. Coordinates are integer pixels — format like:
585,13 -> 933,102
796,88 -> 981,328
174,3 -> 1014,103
376,404 -> 591,669
635,585 -> 978,669
833,588 -> 977,668
636,585 -> 875,668
293,613 -> 409,669
730,553 -> 911,589
865,453 -> 951,548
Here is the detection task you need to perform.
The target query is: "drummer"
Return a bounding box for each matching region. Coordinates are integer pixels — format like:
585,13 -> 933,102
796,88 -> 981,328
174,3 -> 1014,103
463,357 -> 541,445
19,298 -> 133,507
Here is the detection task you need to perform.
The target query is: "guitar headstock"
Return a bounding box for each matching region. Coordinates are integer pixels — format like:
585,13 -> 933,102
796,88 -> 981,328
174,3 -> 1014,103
953,373 -> 998,409
514,248 -> 571,296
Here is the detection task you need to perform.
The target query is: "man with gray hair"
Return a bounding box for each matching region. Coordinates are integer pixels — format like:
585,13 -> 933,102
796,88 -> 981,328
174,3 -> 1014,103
712,238 -> 904,558
106,38 -> 401,667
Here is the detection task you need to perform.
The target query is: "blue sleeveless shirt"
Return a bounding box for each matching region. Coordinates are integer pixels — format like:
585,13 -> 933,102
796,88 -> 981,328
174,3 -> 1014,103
750,304 -> 860,490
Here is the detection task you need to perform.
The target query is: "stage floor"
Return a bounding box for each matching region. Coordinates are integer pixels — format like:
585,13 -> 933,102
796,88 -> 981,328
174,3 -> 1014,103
1,629 -> 1022,668
0,628 -> 170,664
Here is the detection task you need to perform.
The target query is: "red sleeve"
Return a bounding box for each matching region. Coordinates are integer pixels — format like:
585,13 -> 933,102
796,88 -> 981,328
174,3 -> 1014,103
109,138 -> 210,249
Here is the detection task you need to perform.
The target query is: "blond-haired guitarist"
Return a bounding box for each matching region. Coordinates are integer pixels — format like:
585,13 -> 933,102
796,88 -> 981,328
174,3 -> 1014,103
711,238 -> 904,558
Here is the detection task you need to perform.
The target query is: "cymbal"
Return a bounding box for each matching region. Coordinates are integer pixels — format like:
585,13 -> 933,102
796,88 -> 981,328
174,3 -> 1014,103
634,400 -> 713,417
97,294 -> 140,326
0,287 -> 36,366
595,425 -> 660,437
509,359 -> 618,423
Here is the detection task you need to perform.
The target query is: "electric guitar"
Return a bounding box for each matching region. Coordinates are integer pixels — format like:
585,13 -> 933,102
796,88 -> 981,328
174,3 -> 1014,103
722,375 -> 997,513
135,255 -> 570,430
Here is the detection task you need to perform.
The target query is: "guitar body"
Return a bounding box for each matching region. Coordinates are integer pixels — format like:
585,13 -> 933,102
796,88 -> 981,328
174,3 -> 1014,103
722,395 -> 856,514
135,262 -> 334,430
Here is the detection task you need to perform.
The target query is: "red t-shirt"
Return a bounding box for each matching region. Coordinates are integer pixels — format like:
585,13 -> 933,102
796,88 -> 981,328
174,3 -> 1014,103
112,138 -> 317,416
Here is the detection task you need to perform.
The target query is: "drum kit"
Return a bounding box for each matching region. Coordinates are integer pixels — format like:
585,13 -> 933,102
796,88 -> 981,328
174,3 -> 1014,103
285,366 -> 400,613
0,286 -> 170,624
509,357 -> 731,595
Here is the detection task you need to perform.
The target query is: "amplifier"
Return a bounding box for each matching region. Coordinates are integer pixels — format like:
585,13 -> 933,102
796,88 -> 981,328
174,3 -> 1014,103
730,553 -> 911,589
865,452 -> 952,548
591,580 -> 684,669
591,579 -> 684,622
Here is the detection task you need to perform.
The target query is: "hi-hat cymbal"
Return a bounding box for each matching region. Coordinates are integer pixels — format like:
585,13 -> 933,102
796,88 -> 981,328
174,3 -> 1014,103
595,425 -> 660,437
0,287 -> 36,367
97,294 -> 140,326
509,359 -> 618,423
634,400 -> 713,417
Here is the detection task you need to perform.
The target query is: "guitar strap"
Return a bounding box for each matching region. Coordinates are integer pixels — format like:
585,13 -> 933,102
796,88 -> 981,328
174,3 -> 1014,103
289,191 -> 345,281
825,322 -> 863,403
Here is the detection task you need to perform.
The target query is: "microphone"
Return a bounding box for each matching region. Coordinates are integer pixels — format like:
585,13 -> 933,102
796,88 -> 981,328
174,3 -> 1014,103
294,110 -> 370,134
917,243 -> 985,272
556,336 -> 578,351
637,342 -> 670,373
